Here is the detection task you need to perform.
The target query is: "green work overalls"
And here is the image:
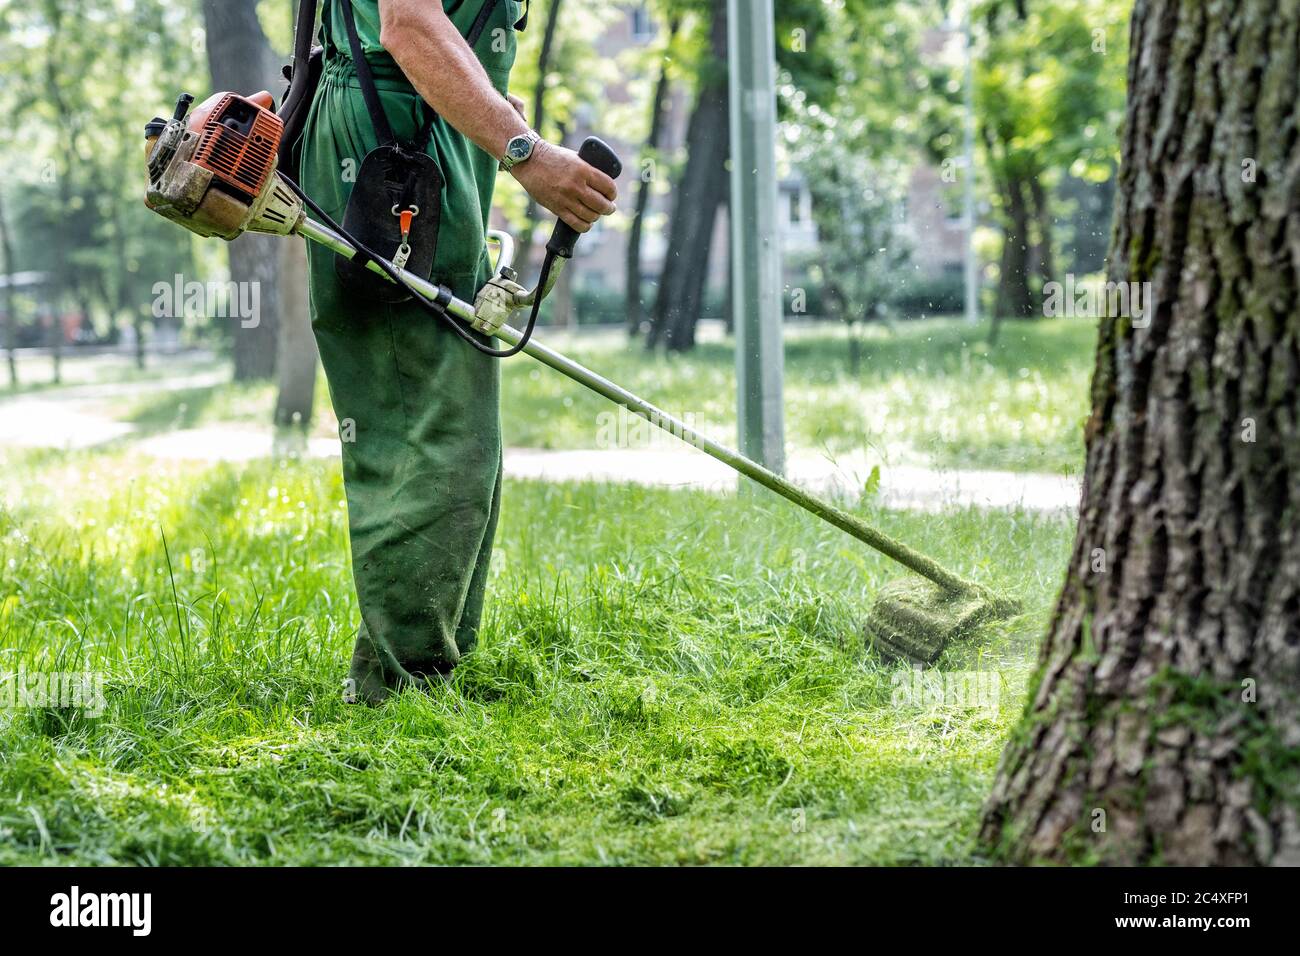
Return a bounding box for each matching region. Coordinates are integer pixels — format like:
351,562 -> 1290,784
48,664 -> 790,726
301,0 -> 521,703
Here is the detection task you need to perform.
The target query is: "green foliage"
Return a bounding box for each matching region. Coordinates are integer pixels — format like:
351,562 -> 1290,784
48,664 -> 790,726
976,0 -> 1128,286
0,0 -> 207,344
975,0 -> 1128,185
782,3 -> 942,327
795,141 -> 913,324
916,1 -> 1130,308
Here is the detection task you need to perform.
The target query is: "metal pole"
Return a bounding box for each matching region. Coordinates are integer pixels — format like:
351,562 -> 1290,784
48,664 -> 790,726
727,0 -> 785,474
963,1 -> 979,324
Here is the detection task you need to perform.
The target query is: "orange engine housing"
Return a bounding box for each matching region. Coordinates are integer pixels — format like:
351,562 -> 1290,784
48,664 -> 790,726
187,91 -> 282,202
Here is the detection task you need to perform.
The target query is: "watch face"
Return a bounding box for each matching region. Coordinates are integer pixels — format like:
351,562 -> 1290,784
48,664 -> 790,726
508,136 -> 532,162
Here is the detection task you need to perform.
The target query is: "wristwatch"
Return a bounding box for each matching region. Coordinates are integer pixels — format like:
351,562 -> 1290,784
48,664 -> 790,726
500,130 -> 541,172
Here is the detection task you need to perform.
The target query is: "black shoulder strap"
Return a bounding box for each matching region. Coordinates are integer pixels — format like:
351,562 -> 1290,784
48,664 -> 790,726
340,0 -> 398,146
341,0 -> 523,151
466,0 -> 501,46
466,0 -> 528,46
290,0 -> 319,84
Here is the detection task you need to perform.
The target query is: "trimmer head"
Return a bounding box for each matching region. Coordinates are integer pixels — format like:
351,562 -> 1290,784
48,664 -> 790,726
864,579 -> 1021,666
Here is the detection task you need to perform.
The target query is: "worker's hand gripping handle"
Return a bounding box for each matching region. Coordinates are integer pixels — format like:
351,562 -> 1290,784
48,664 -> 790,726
545,137 -> 623,259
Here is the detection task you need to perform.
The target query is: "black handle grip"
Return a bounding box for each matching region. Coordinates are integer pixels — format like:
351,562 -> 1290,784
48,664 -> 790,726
546,136 -> 623,259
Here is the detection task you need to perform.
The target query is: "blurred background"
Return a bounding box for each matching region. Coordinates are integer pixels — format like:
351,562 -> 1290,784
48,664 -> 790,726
0,0 -> 1127,482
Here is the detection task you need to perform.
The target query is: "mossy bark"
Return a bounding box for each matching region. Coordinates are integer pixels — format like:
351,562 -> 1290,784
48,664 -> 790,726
981,0 -> 1300,865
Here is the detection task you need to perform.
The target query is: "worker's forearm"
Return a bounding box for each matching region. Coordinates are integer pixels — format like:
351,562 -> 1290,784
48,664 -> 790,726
378,0 -> 527,161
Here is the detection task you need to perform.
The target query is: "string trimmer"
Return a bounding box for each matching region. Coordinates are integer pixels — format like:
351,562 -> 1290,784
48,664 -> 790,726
143,90 -> 1019,664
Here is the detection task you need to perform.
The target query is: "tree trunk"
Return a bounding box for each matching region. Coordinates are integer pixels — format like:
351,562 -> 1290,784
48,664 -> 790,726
0,190 -> 17,388
202,0 -> 281,381
1027,174 -> 1055,292
517,0 -> 564,287
47,306 -> 61,385
981,0 -> 1300,866
647,0 -> 728,353
134,313 -> 147,370
625,16 -> 679,338
273,240 -> 317,429
994,173 -> 1035,319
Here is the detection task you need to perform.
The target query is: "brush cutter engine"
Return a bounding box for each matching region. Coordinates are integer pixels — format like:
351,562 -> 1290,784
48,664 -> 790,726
146,92 -> 305,241
145,90 -> 551,343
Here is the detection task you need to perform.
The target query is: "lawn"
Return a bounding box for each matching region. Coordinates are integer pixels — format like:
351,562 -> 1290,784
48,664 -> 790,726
0,447 -> 1074,865
503,318 -> 1097,473
106,317 -> 1098,473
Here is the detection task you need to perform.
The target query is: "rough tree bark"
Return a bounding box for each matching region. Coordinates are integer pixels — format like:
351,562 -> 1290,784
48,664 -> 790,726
625,16 -> 679,338
981,0 -> 1300,866
646,0 -> 728,353
202,0 -> 281,381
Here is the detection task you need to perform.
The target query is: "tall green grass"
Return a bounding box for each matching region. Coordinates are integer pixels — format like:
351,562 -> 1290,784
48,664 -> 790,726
502,319 -> 1097,472
0,449 -> 1073,864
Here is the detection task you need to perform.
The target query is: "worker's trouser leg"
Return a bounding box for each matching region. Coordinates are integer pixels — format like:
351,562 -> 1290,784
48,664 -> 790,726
308,272 -> 503,704
301,67 -> 503,704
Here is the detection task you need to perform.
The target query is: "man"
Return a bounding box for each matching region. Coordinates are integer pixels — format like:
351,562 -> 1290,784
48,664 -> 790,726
301,0 -> 618,704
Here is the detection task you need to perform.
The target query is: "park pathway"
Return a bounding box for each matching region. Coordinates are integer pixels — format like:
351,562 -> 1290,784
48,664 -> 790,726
0,354 -> 1080,513
133,429 -> 1079,512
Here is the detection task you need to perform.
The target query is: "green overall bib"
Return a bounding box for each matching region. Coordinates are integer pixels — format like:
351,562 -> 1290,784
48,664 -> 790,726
301,0 -> 521,703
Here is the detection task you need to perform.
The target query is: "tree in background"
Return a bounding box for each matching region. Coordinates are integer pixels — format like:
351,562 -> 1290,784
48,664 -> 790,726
624,10 -> 681,338
201,0 -> 283,382
274,235 -> 317,432
644,0 -> 727,352
200,0 -> 315,426
644,0 -> 901,352
798,138 -> 911,373
973,0 -> 1126,321
787,1 -> 927,366
982,0 -> 1300,865
0,0 -> 201,378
